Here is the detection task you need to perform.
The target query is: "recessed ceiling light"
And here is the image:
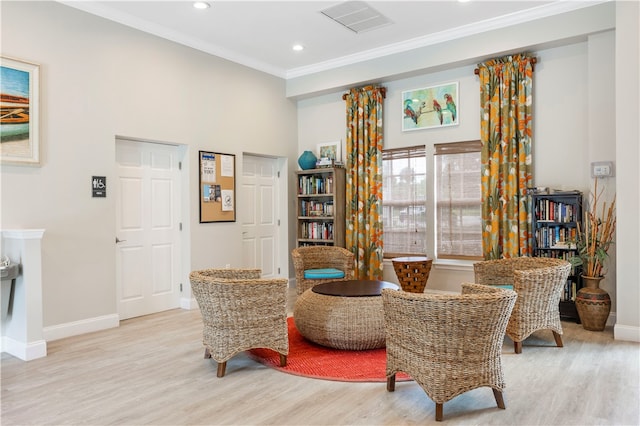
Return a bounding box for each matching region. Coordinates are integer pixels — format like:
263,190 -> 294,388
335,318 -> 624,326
292,44 -> 305,52
193,2 -> 210,10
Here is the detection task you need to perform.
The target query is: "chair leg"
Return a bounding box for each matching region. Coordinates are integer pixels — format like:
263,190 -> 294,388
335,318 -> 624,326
204,348 -> 211,359
279,354 -> 287,367
435,403 -> 443,421
493,388 -> 506,409
386,374 -> 396,392
514,341 -> 522,354
216,362 -> 227,378
553,331 -> 564,348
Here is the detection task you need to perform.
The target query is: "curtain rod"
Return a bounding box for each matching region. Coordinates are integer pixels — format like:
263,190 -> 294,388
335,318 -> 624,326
342,87 -> 387,100
474,57 -> 537,75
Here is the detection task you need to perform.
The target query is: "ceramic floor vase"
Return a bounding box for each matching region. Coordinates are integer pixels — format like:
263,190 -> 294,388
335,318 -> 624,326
575,275 -> 611,331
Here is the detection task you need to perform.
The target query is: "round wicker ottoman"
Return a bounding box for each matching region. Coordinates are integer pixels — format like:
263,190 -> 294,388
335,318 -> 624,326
293,280 -> 399,350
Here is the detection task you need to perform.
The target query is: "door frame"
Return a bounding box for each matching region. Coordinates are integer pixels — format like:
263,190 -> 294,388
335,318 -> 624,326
114,136 -> 192,314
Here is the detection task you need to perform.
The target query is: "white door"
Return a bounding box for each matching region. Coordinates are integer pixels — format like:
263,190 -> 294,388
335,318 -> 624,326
115,138 -> 182,320
241,155 -> 282,277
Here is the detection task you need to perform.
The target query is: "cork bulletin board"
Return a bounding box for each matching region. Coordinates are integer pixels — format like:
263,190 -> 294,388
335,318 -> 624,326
199,151 -> 235,223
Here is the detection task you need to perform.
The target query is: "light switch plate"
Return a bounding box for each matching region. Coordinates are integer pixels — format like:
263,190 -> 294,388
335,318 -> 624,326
591,161 -> 614,178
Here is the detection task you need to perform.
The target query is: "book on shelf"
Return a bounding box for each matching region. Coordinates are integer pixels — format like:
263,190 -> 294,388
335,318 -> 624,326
298,174 -> 334,195
300,200 -> 334,217
562,280 -> 578,302
300,221 -> 334,240
534,226 -> 577,249
535,199 -> 576,222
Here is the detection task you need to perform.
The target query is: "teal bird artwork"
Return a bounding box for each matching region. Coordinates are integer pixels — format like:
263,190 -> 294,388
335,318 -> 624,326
444,93 -> 456,122
432,99 -> 443,125
404,99 -> 418,124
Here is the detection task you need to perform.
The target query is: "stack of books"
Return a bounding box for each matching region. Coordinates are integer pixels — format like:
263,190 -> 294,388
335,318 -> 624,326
316,157 -> 333,167
316,158 -> 345,168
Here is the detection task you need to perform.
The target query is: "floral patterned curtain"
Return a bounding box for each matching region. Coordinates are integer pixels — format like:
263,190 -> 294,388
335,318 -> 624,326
344,85 -> 385,279
477,54 -> 534,259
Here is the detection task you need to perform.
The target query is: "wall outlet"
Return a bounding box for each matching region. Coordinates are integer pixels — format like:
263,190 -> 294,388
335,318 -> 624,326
591,161 -> 614,178
225,264 -> 231,269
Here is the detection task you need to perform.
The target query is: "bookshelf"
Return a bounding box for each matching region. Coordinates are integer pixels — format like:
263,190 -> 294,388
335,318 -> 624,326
531,189 -> 583,323
296,167 -> 345,247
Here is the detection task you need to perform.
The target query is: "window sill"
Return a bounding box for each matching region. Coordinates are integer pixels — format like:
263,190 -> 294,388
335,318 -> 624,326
383,257 -> 476,272
432,258 -> 475,272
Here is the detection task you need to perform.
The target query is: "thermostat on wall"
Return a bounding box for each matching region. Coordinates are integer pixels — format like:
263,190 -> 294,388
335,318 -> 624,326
591,161 -> 614,178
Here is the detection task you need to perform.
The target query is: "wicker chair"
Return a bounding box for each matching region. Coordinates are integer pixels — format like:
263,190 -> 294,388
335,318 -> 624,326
383,284 -> 517,421
473,257 -> 571,354
291,246 -> 355,295
189,268 -> 289,377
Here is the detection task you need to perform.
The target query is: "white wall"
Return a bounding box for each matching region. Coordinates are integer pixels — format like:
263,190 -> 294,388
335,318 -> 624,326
0,2 -> 298,331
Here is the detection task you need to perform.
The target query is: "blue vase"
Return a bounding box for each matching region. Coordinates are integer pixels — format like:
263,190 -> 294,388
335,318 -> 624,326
298,150 -> 317,170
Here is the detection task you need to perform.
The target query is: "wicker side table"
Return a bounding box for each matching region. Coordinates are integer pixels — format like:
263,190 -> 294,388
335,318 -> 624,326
391,256 -> 433,293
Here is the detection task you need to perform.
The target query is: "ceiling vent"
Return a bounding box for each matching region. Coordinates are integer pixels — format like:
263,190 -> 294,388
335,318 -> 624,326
320,1 -> 393,34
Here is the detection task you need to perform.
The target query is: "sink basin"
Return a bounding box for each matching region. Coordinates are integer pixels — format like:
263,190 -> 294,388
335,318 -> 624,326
1,263 -> 19,280
1,263 -> 19,318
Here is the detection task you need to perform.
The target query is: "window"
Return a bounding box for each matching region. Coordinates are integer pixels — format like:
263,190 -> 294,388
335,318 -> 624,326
434,140 -> 482,259
382,146 -> 426,257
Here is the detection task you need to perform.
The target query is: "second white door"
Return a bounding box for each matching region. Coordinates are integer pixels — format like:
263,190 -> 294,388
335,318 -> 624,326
241,155 -> 282,277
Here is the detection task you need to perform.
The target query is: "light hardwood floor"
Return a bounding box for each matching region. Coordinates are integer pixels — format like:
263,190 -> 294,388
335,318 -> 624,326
2,288 -> 639,425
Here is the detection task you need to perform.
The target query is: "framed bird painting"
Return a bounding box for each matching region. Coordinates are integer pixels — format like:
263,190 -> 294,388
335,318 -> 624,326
402,81 -> 459,131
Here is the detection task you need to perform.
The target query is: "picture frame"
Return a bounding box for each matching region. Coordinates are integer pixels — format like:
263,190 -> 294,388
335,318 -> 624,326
402,81 -> 459,131
1,56 -> 40,165
317,140 -> 341,162
199,151 -> 236,223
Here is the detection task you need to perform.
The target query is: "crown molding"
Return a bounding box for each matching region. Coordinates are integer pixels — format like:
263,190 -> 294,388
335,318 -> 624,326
286,1 -> 608,79
57,1 -> 288,78
58,1 -> 607,81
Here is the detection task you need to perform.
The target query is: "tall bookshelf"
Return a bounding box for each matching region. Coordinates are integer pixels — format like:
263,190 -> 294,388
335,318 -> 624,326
530,189 -> 583,323
296,167 -> 345,247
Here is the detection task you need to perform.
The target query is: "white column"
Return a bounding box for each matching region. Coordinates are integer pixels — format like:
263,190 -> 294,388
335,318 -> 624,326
614,1 -> 640,342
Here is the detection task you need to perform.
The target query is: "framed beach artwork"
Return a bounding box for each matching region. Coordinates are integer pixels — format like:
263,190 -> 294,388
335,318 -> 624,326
317,140 -> 341,161
1,56 -> 40,165
402,81 -> 459,131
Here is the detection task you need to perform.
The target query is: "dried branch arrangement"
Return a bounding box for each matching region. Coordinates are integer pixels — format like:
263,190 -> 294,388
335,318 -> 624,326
572,178 -> 616,277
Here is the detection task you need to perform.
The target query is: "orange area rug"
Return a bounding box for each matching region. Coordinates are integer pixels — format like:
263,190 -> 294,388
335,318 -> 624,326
248,317 -> 412,382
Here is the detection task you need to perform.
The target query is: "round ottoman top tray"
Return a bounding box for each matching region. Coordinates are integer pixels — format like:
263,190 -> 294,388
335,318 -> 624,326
312,279 -> 398,297
294,279 -> 399,350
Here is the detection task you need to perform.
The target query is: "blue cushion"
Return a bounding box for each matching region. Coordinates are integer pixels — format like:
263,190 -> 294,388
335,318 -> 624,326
495,284 -> 514,290
304,268 -> 345,280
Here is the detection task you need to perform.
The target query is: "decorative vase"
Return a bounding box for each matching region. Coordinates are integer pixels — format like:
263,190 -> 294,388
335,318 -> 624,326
297,150 -> 317,170
575,275 -> 611,331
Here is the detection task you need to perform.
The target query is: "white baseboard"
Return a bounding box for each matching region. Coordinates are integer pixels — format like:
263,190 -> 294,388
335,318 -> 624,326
181,297 -> 198,310
1,336 -> 47,361
614,323 -> 640,342
43,314 -> 120,342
